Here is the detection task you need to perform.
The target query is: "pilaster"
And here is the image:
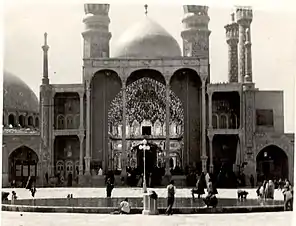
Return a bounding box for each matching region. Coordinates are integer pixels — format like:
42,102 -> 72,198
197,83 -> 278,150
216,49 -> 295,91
120,78 -> 127,178
79,92 -> 85,130
78,134 -> 85,175
85,81 -> 91,175
165,77 -> 171,177
208,90 -> 213,129
201,79 -> 207,173
208,133 -> 214,173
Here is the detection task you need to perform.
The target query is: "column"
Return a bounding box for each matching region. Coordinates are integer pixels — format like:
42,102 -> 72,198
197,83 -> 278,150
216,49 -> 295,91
238,24 -> 246,83
85,83 -> 91,175
208,91 -> 213,129
201,80 -> 207,173
79,92 -> 84,130
165,81 -> 171,176
79,134 -> 84,175
208,134 -> 214,173
79,92 -> 84,175
121,80 -> 127,178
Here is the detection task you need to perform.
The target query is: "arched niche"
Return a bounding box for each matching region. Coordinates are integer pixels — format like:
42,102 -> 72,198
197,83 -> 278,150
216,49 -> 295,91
54,92 -> 80,129
170,68 -> 202,166
28,116 -> 34,127
212,91 -> 240,128
35,117 -> 39,128
8,114 -> 15,127
19,115 -> 25,127
91,69 -> 122,169
126,69 -> 165,86
54,135 -> 80,177
256,145 -> 289,181
8,146 -> 39,184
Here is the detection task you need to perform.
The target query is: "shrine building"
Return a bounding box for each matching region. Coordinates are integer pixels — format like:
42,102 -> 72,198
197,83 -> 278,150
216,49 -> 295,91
2,4 -> 294,187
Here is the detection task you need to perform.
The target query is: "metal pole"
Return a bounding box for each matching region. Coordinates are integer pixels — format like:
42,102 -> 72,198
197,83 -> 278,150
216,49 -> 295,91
143,146 -> 147,193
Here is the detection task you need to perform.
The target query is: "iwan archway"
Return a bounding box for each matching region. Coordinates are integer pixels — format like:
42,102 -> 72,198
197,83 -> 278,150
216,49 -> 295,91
256,145 -> 288,182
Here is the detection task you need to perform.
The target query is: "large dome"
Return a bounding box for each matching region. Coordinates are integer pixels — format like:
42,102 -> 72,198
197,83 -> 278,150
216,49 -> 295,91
113,17 -> 182,58
3,71 -> 39,113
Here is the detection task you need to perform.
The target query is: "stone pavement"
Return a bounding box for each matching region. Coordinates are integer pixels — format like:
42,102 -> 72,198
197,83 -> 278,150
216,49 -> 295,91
1,187 -> 285,200
1,211 -> 294,226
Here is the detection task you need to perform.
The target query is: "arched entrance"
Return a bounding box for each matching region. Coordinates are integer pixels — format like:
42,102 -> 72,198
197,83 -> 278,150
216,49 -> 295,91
170,68 -> 202,169
132,142 -> 159,174
256,145 -> 288,181
9,146 -> 38,187
108,69 -> 184,174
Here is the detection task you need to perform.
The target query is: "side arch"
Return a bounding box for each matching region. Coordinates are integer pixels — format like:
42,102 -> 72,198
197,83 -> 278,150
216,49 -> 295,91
256,144 -> 289,181
8,146 -> 39,185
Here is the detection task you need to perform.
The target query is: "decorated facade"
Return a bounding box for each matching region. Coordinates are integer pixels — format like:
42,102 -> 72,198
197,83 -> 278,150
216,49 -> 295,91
2,4 -> 294,187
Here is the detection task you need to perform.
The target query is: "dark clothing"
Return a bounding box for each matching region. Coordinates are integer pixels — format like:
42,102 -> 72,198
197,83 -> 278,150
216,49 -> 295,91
67,173 -> 73,187
45,172 -> 49,184
106,181 -> 114,198
250,176 -> 254,188
165,197 -> 174,215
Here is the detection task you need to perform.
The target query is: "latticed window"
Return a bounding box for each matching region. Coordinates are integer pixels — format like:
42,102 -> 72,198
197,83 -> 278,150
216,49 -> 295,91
220,114 -> 228,129
212,115 -> 218,129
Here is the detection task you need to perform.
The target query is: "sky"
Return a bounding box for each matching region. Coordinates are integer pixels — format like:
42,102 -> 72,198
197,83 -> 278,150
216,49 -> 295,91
2,0 -> 296,133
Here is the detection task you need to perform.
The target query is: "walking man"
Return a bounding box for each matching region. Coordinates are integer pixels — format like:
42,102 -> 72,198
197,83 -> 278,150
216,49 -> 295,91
165,180 -> 176,215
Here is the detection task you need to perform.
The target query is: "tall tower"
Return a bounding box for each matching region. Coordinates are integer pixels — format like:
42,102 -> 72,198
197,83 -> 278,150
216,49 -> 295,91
225,13 -> 239,83
181,5 -> 211,59
82,4 -> 112,58
40,33 -> 53,178
236,6 -> 253,82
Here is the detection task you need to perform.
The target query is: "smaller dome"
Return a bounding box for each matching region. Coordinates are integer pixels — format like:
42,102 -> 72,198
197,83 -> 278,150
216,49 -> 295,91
3,71 -> 39,113
113,17 -> 181,58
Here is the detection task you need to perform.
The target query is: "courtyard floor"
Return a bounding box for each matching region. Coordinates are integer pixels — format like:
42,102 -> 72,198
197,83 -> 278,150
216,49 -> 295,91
1,187 -> 285,200
1,211 -> 294,226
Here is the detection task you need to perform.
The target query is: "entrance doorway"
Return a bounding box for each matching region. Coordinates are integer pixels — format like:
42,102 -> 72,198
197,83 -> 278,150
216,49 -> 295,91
256,145 -> 288,181
134,142 -> 159,174
9,146 -> 38,187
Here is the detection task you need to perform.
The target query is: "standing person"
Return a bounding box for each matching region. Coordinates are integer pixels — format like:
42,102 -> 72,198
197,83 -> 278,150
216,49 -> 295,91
45,172 -> 49,185
67,173 -> 73,187
250,175 -> 254,188
165,180 -> 176,215
196,172 -> 206,199
205,172 -> 210,189
106,178 -> 114,198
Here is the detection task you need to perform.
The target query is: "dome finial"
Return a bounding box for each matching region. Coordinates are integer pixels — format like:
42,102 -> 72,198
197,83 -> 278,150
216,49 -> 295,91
144,4 -> 148,16
44,32 -> 48,46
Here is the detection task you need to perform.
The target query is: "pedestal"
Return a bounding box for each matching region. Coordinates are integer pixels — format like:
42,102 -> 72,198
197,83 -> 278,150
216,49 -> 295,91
142,193 -> 150,215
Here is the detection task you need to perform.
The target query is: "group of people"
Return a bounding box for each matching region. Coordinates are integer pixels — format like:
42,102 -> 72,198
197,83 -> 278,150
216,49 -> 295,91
191,172 -> 218,199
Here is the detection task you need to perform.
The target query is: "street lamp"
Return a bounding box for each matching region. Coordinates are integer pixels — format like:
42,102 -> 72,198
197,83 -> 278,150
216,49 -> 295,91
139,139 -> 150,193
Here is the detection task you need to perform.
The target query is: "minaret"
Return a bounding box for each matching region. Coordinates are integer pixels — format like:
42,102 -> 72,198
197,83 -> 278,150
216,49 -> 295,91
82,4 -> 112,58
40,32 -> 52,179
244,28 -> 253,82
236,6 -> 253,83
225,13 -> 239,83
181,5 -> 211,59
42,32 -> 49,85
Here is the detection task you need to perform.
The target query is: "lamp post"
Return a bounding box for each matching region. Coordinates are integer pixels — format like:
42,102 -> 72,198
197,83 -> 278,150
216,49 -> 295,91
139,139 -> 150,193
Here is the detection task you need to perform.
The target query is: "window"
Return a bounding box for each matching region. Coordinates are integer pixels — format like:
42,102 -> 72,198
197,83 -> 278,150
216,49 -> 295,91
256,109 -> 274,126
142,126 -> 151,136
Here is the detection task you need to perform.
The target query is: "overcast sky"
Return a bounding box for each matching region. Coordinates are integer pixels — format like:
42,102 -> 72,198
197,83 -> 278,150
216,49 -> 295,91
3,0 -> 296,132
